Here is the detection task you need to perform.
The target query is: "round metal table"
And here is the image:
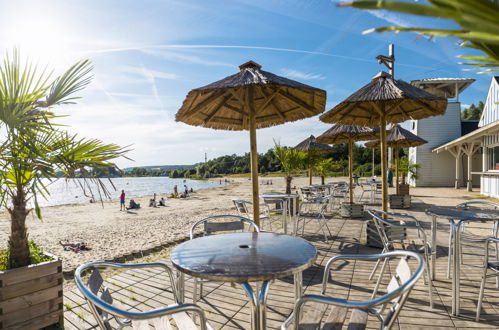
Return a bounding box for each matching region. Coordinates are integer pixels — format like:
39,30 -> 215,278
426,206 -> 499,316
171,232 -> 317,330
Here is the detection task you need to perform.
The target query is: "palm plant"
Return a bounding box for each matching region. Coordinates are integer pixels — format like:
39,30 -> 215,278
398,158 -> 420,185
273,143 -> 306,194
315,158 -> 336,185
0,50 -> 128,269
342,0 -> 499,72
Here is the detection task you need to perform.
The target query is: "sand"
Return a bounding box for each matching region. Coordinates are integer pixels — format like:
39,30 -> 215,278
0,176 -> 304,272
0,175 -> 486,272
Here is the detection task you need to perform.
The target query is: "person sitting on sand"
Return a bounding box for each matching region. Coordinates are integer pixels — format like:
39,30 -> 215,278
159,197 -> 166,206
127,199 -> 140,209
189,187 -> 194,193
149,198 -> 157,207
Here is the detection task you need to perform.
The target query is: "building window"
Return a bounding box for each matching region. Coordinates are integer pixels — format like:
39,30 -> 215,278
488,146 -> 499,170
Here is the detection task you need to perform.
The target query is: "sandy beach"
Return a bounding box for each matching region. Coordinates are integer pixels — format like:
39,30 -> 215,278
0,175 -> 486,272
0,176 -> 307,272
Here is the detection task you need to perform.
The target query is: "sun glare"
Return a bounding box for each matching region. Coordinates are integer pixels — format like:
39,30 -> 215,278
3,4 -> 72,68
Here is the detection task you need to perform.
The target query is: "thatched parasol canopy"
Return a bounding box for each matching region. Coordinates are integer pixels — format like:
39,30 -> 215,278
364,124 -> 427,194
316,125 -> 379,204
294,135 -> 333,185
364,125 -> 427,149
176,61 -> 327,225
320,71 -> 447,213
294,135 -> 333,153
320,72 -> 447,127
176,61 -> 326,130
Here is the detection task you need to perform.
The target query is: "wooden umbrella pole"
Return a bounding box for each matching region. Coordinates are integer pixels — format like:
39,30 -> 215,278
348,139 -> 353,204
309,167 -> 312,185
395,147 -> 399,195
247,87 -> 260,227
380,116 -> 388,213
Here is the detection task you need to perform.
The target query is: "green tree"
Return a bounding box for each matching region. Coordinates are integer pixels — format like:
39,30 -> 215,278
1,50 -> 127,268
344,1 -> 499,72
273,144 -> 306,194
462,101 -> 485,120
315,158 -> 337,184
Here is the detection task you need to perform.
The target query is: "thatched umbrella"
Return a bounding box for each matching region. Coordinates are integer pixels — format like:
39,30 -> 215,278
316,125 -> 378,204
294,135 -> 333,185
176,61 -> 326,225
320,71 -> 447,213
365,125 -> 427,194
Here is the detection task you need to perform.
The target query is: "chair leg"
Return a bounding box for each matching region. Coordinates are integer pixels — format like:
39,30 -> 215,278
424,254 -> 434,309
193,278 -> 198,303
371,258 -> 388,299
447,230 -> 453,279
476,269 -> 488,322
199,281 -> 204,299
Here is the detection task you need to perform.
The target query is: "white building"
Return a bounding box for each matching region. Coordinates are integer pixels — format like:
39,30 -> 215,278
430,76 -> 499,196
408,78 -> 476,187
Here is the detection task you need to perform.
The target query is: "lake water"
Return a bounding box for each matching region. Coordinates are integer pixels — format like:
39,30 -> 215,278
36,177 -> 225,207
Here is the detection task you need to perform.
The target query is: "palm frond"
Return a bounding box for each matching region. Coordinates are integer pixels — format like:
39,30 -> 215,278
344,0 -> 499,71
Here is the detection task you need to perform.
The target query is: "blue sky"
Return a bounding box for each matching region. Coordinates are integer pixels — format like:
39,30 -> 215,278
0,0 -> 494,167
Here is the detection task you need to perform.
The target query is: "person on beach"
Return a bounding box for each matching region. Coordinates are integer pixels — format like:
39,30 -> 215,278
120,190 -> 125,211
159,197 -> 166,206
173,185 -> 178,196
184,185 -> 188,195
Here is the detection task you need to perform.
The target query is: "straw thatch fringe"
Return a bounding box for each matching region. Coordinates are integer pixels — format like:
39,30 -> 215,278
320,71 -> 447,127
316,124 -> 379,144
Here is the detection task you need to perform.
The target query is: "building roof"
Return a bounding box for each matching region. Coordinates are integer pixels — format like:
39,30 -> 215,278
433,120 -> 499,153
411,78 -> 475,99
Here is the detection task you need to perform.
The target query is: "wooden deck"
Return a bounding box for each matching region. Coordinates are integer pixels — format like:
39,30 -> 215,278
62,197 -> 499,329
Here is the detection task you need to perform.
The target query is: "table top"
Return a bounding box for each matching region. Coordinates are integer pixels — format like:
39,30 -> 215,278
260,193 -> 299,199
171,232 -> 317,283
426,206 -> 499,222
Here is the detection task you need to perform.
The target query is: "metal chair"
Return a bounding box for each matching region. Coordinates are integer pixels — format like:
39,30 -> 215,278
476,237 -> 499,321
447,201 -> 499,279
282,251 -> 424,330
368,209 -> 434,308
189,215 -> 259,302
232,199 -> 272,230
295,195 -> 332,241
75,261 -> 214,330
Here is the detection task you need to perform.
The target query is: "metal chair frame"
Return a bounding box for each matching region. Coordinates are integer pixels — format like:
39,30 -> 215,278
447,201 -> 499,279
75,261 -> 214,330
281,251 -> 424,330
295,195 -> 332,241
476,237 -> 499,321
368,209 -> 434,308
232,199 -> 272,230
189,215 -> 260,302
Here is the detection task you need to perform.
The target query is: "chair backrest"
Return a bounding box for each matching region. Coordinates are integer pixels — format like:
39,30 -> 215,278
367,209 -> 419,249
319,251 -> 424,330
189,214 -> 260,239
232,199 -> 251,216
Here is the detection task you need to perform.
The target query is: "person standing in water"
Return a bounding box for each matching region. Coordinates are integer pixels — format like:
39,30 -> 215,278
120,190 -> 126,211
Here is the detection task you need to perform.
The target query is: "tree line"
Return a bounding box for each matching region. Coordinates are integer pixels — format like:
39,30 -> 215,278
122,143 -> 405,179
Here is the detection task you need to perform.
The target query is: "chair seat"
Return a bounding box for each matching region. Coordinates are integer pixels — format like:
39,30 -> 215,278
132,305 -> 198,330
298,302 -> 368,330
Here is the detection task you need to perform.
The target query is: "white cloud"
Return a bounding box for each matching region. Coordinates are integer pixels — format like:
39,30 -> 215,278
119,65 -> 179,80
281,68 -> 326,80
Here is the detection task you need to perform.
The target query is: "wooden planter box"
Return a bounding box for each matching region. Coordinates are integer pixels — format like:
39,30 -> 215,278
340,202 -> 364,218
389,194 -> 411,209
398,184 -> 410,195
366,220 -> 407,248
0,253 -> 63,330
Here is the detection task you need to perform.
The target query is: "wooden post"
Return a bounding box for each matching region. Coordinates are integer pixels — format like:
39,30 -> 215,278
395,147 -> 399,195
467,142 -> 474,192
247,86 -> 260,226
348,139 -> 354,204
455,147 -> 462,189
380,116 -> 388,213
309,167 -> 312,185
